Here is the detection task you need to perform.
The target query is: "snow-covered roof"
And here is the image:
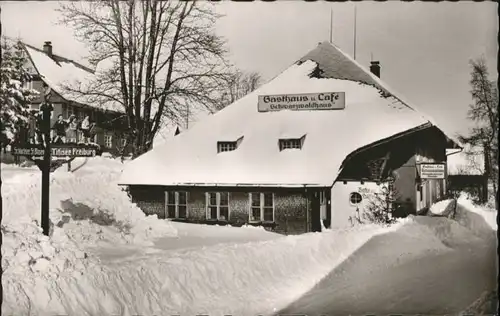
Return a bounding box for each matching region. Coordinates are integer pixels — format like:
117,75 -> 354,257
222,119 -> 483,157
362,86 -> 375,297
152,107 -> 211,148
447,145 -> 485,176
21,43 -> 124,113
119,42 -> 459,188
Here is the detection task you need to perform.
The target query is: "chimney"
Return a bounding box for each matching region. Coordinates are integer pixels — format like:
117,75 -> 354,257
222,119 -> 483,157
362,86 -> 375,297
370,61 -> 381,78
43,41 -> 52,57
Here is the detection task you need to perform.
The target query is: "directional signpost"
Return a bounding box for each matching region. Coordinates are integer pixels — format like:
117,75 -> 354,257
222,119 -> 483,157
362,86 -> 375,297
12,144 -> 100,159
11,86 -> 102,236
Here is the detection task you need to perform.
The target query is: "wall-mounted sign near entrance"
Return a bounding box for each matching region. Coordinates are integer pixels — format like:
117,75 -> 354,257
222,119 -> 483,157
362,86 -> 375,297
420,163 -> 446,179
258,92 -> 345,112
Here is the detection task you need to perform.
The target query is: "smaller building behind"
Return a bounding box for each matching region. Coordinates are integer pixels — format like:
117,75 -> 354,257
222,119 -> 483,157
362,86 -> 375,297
447,145 -> 488,203
20,41 -> 131,156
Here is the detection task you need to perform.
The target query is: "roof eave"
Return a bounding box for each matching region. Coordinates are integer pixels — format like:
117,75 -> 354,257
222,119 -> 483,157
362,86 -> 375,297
118,182 -> 329,188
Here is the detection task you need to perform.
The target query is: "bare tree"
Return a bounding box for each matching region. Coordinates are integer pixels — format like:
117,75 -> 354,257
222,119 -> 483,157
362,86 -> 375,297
459,58 -> 499,209
217,70 -> 262,110
58,0 -> 231,157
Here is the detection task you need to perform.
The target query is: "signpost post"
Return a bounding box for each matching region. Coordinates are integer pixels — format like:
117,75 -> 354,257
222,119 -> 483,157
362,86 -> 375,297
40,101 -> 53,236
10,85 -> 102,236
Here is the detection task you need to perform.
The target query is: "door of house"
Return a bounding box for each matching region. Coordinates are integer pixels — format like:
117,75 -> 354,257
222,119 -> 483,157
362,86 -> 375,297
320,191 -> 327,221
416,182 -> 426,212
310,192 -> 322,232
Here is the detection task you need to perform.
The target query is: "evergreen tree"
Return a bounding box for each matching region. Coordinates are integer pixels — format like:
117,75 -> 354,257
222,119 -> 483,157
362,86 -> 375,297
0,37 -> 38,146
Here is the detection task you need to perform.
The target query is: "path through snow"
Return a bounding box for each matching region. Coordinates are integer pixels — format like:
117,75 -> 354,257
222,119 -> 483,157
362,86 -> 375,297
277,215 -> 497,315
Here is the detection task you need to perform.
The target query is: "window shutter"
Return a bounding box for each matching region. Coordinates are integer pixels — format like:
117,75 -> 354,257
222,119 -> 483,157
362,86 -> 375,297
186,191 -> 190,218
164,191 -> 168,219
248,193 -> 252,222
260,193 -> 264,221
205,192 -> 209,219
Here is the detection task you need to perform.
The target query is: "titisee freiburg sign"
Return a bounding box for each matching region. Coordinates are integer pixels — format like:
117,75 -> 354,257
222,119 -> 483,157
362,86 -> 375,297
257,92 -> 345,112
12,144 -> 98,158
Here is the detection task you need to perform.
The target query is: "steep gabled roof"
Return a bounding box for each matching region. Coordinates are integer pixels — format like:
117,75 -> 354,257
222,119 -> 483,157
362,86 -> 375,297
21,42 -> 124,113
298,42 -> 391,96
24,43 -> 94,73
119,42 -> 459,188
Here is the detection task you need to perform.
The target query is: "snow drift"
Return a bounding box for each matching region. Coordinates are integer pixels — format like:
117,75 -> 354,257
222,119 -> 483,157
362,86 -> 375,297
4,196 -> 496,316
3,224 -> 403,316
277,200 -> 497,315
2,158 -> 497,316
2,157 -> 177,290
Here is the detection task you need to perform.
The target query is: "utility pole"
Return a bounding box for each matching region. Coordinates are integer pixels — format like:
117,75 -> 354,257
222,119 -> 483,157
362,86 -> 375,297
353,5 -> 357,60
329,9 -> 333,43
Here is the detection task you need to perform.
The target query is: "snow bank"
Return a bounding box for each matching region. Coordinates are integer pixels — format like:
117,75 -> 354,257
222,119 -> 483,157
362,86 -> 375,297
429,198 -> 456,216
6,207 -> 493,316
2,223 -> 403,316
3,157 -> 176,246
427,195 -> 496,242
4,194 -> 496,315
277,216 -> 495,315
3,157 -> 496,316
455,195 -> 497,236
2,156 -> 177,292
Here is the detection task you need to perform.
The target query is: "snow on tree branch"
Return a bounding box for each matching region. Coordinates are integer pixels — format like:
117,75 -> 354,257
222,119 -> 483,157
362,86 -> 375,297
1,38 -> 39,144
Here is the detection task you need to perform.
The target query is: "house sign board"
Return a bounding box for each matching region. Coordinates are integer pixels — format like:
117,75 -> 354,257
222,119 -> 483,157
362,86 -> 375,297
420,163 -> 446,179
258,92 -> 345,112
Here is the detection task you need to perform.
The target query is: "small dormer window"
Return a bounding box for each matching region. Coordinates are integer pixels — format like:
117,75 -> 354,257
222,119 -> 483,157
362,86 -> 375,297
217,136 -> 244,153
279,135 -> 306,151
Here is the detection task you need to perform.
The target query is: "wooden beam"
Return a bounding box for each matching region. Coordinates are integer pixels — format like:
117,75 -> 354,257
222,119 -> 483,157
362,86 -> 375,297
379,150 -> 392,181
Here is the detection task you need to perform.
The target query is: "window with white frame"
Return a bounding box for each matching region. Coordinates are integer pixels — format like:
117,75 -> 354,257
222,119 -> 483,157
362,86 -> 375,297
165,191 -> 188,219
217,136 -> 244,153
279,137 -> 304,151
249,192 -> 274,222
120,138 -> 127,147
218,141 -> 237,153
104,134 -> 113,148
22,80 -> 33,90
66,105 -> 75,118
206,192 -> 230,220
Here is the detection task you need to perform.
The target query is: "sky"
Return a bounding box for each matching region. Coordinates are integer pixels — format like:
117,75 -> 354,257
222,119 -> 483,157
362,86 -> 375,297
1,1 -> 497,138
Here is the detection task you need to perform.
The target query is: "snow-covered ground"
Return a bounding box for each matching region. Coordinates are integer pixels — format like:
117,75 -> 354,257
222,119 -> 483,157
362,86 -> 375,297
277,207 -> 497,315
1,162 -> 39,181
1,159 -> 497,315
